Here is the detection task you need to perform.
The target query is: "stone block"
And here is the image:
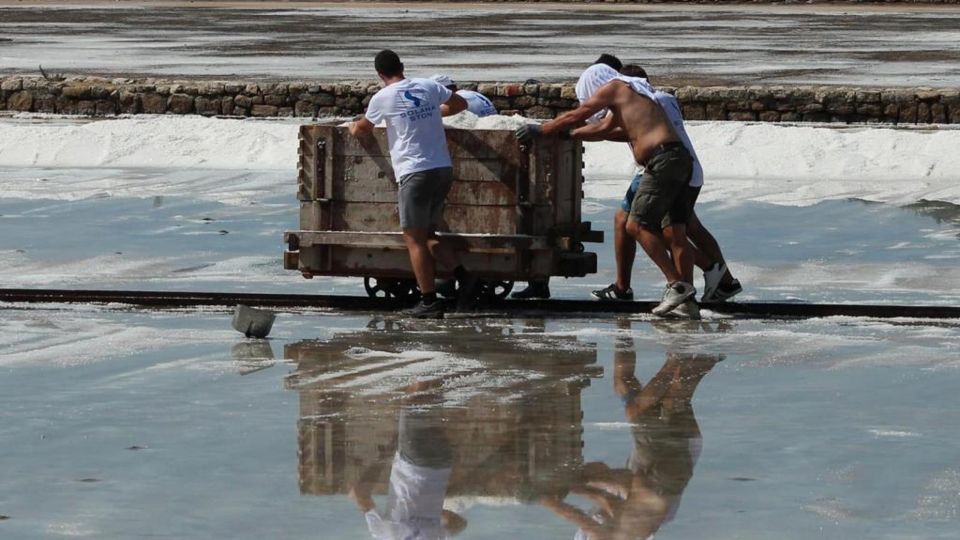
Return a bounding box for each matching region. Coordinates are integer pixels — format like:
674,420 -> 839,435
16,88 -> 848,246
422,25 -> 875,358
883,103 -> 899,119
244,84 -> 261,95
825,102 -> 855,115
780,112 -> 801,122
62,84 -> 92,99
91,86 -> 111,99
800,103 -> 824,114
856,103 -> 882,117
680,103 -> 706,121
335,96 -> 360,111
141,93 -> 166,114
511,95 -> 536,108
727,111 -> 756,122
526,105 -> 553,118
264,94 -> 286,107
705,102 -> 725,120
317,106 -> 337,117
76,100 -> 97,116
949,104 -> 960,124
234,95 -> 253,108
931,103 -> 946,124
916,89 -> 941,102
221,96 -> 235,114
855,90 -> 881,103
7,91 -> 33,111
35,97 -> 56,114
95,100 -> 117,116
477,83 -> 497,96
917,102 -> 931,123
288,82 -> 307,93
231,106 -> 248,116
307,84 -> 321,94
200,83 -> 224,96
278,107 -> 294,117
251,104 -> 279,117
119,91 -> 139,114
1,78 -> 22,91
523,84 -> 540,96
758,111 -> 780,122
899,103 -> 918,123
224,83 -> 243,94
251,94 -> 264,105
168,93 -> 194,114
195,96 -> 221,116
559,86 -> 577,100
295,100 -> 316,117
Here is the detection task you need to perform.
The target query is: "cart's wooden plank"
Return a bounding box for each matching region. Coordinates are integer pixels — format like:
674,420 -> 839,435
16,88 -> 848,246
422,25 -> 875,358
291,231 -> 552,251
332,175 -> 522,206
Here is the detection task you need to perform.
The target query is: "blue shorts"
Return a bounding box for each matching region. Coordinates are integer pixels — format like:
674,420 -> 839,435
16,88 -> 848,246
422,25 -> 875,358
620,172 -> 644,212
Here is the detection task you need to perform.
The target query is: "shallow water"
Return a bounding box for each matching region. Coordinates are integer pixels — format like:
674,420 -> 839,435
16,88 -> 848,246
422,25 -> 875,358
1,166 -> 958,305
1,310 -> 959,538
1,4 -> 959,86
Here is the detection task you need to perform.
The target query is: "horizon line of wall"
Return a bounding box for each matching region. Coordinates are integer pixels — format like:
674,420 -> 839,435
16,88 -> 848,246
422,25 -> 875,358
3,76 -> 959,125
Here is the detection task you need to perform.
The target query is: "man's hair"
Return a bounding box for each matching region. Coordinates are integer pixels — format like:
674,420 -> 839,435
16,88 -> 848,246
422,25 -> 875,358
620,64 -> 648,79
374,49 -> 403,77
594,53 -> 623,72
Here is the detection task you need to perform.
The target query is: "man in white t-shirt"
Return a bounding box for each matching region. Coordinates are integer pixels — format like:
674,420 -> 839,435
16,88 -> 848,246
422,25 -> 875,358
349,50 -> 472,319
429,74 -> 498,118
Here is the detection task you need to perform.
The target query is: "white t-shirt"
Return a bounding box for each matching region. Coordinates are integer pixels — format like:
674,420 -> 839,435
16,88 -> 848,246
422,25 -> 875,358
456,90 -> 497,117
652,91 -> 704,188
365,78 -> 454,180
364,452 -> 452,540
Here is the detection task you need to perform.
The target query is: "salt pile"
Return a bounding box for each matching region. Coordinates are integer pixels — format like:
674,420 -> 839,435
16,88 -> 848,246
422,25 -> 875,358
1,114 -> 959,206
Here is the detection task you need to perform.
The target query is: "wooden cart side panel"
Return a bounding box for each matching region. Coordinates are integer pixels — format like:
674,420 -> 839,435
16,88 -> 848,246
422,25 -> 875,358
297,245 -> 558,280
301,201 -> 553,235
334,175 -> 520,206
313,125 -> 527,165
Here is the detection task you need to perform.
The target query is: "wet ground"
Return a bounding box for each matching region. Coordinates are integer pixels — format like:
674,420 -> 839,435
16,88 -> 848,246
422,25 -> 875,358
2,3 -> 960,86
2,310 -> 959,538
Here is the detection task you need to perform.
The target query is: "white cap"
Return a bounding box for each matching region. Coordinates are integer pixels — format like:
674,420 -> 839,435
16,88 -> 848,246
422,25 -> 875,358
430,74 -> 455,88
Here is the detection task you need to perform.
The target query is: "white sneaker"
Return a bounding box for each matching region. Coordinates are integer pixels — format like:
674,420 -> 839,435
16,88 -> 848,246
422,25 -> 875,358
672,299 -> 701,320
652,281 -> 696,316
701,262 -> 726,302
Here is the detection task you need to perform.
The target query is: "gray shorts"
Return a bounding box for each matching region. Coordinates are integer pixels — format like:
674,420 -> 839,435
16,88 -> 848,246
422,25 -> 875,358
629,143 -> 693,228
398,407 -> 452,468
398,166 -> 455,229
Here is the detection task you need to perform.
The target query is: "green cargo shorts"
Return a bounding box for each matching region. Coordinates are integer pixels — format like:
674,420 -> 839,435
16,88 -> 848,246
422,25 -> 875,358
629,143 -> 693,228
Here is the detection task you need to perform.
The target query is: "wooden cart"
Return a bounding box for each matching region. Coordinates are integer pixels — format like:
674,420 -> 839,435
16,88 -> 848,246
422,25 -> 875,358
284,124 -> 602,300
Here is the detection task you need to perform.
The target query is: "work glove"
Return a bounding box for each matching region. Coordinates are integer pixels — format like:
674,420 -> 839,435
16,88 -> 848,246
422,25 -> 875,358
515,123 -> 542,144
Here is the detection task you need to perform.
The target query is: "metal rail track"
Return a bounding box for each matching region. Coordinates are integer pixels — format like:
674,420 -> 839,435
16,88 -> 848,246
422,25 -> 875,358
1,288 -> 958,319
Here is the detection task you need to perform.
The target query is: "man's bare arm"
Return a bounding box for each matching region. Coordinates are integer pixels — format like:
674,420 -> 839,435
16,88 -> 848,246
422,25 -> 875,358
541,82 -> 619,136
440,93 -> 468,117
348,116 -> 375,137
571,113 -> 628,142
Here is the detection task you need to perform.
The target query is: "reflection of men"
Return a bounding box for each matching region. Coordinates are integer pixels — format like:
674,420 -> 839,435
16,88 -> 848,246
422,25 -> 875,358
430,75 -> 497,118
542,319 -> 719,538
518,62 -> 696,317
588,64 -> 742,311
349,379 -> 467,539
349,50 -> 474,319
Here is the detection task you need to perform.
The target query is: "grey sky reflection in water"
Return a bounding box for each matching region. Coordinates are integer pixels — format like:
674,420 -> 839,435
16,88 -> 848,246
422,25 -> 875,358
281,317 -> 719,539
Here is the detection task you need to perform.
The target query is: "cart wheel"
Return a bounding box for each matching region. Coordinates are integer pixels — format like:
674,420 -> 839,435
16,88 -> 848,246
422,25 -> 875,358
363,277 -> 421,303
388,279 -> 421,303
364,276 -> 394,299
477,280 -> 514,301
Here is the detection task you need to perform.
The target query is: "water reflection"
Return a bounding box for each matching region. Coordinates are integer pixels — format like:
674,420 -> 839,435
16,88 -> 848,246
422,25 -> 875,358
283,319 -> 718,538
543,321 -> 721,540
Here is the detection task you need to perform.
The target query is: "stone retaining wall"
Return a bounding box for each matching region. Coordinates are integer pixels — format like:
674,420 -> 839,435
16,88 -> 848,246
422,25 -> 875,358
2,76 -> 959,125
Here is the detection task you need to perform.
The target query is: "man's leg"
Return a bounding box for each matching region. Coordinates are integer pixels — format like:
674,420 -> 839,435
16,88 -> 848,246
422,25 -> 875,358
403,227 -> 437,294
625,219 -> 681,284
686,212 -> 734,284
614,208 -> 637,291
662,223 -> 694,284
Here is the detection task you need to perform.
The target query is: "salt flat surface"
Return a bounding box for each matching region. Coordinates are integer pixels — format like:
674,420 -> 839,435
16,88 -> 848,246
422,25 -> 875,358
1,4 -> 959,86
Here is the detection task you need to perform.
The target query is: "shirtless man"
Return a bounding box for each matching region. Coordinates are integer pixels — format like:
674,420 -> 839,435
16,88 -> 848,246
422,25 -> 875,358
589,64 -> 742,310
517,67 -> 697,315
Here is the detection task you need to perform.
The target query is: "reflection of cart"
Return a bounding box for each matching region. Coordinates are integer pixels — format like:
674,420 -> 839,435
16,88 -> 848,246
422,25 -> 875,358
283,125 -> 602,301
283,322 -> 600,499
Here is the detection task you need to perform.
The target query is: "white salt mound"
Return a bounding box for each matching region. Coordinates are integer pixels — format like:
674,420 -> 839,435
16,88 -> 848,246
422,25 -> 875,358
1,114 -> 959,206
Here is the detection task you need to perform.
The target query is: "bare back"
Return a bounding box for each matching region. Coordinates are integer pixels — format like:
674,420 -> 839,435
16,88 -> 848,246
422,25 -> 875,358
606,81 -> 680,166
